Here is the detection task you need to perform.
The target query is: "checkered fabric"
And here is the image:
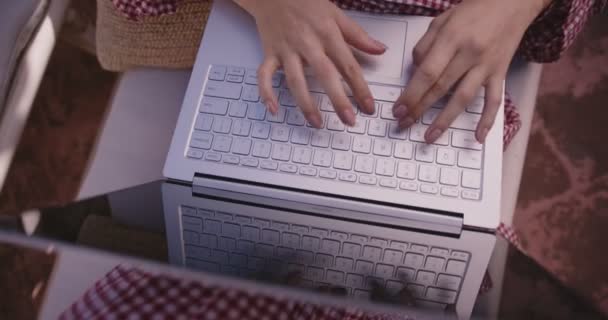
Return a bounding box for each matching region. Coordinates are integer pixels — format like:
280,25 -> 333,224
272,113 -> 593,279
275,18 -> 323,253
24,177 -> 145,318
59,265 -> 417,319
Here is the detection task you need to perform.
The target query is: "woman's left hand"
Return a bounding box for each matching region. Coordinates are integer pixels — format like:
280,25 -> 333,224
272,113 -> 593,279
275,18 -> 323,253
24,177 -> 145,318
392,0 -> 550,143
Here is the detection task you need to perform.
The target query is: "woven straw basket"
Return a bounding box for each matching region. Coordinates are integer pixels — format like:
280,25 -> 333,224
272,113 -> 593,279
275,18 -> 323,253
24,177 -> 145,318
96,0 -> 212,71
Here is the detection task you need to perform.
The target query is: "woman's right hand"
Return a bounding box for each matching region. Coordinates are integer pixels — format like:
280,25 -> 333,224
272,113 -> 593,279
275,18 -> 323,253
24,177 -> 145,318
233,0 -> 387,128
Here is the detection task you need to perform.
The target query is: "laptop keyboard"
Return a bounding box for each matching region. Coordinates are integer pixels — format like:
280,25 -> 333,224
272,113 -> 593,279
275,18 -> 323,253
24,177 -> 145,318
181,206 -> 470,306
187,65 -> 485,201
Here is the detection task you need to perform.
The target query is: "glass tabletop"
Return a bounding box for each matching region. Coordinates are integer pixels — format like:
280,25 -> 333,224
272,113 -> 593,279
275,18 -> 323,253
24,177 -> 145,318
0,181 -> 601,320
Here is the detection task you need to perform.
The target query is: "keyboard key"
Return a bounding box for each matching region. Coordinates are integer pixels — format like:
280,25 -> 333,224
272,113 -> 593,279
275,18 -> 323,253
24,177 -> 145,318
466,97 -> 484,114
375,264 -> 395,278
316,253 -> 333,267
352,136 -> 372,154
333,153 -> 353,170
212,136 -> 232,153
396,267 -> 416,282
362,246 -> 382,260
440,168 -> 459,186
280,163 -> 298,173
436,274 -> 462,291
437,148 -> 456,165
394,142 -> 413,159
425,256 -> 446,272
187,148 -> 204,159
380,103 -> 396,120
411,244 -> 428,254
366,276 -> 384,288
232,138 -> 252,155
212,117 -> 232,134
359,175 -> 377,185
458,150 -> 482,169
218,237 -> 236,251
326,270 -> 345,284
369,238 -> 387,247
200,233 -> 218,248
291,147 -> 312,164
302,236 -> 320,250
319,169 -> 337,179
299,166 -> 317,176
386,280 -> 405,294
388,123 -> 407,140
446,260 -> 466,275
462,170 -> 481,189
419,165 -> 438,183
236,240 -> 254,253
271,144 -> 291,161
368,120 -> 387,137
231,119 -> 251,137
242,226 -> 260,241
404,253 -> 424,268
368,84 -> 401,102
209,66 -> 226,81
222,222 -> 240,237
227,66 -> 245,76
279,89 -> 297,107
204,80 -> 242,100
451,112 -> 480,131
313,150 -> 333,167
441,187 -> 459,197
307,267 -> 325,281
348,118 -> 367,134
266,107 -> 287,123
190,131 -> 213,150
339,172 -> 357,182
286,109 -> 306,126
291,127 -> 311,145
397,162 -> 416,180
195,115 -> 214,131
327,114 -> 346,131
282,232 -> 300,247
270,125 -> 291,142
452,131 -> 483,150
242,85 -> 260,102
390,241 -> 408,251
422,108 -> 439,125
426,287 -> 457,304
431,247 -> 450,256
416,270 -> 436,286
310,228 -> 329,238
311,131 -> 331,148
355,260 -> 374,274
252,141 -> 271,158
247,103 -> 267,120
336,257 -> 354,271
450,251 -> 470,261
320,96 -> 334,112
346,274 -> 364,288
226,75 -> 243,83
383,249 -> 404,264
415,145 -> 435,162
407,284 -> 425,298
332,133 -> 351,151
373,139 -> 392,157
355,156 -> 374,174
342,242 -> 362,257
462,189 -> 481,200
376,159 -> 395,176
204,153 -> 221,162
409,123 -> 426,142
320,239 -> 340,254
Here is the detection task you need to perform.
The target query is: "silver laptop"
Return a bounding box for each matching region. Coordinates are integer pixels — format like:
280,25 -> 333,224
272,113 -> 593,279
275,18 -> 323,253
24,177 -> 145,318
163,0 -> 503,318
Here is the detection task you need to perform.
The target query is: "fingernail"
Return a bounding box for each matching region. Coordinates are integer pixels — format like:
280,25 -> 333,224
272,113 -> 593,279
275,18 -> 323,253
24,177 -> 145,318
400,117 -> 415,129
478,127 -> 489,143
266,100 -> 277,115
426,127 -> 443,143
393,104 -> 407,118
364,98 -> 375,114
372,38 -> 388,50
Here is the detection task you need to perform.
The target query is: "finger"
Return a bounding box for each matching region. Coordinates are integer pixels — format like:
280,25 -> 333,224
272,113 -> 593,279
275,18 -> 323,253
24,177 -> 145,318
476,76 -> 503,143
405,52 -> 474,125
425,68 -> 486,143
323,24 -> 375,114
334,9 -> 387,55
393,34 -> 457,123
413,12 -> 450,66
282,54 -> 323,128
258,56 -> 281,114
305,51 -> 356,126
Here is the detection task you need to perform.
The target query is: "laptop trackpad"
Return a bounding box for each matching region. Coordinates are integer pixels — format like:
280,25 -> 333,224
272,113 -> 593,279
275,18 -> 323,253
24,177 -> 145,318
349,14 -> 409,83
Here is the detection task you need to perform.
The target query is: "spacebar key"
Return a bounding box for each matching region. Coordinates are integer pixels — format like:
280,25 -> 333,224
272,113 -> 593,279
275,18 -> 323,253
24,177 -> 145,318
204,80 -> 242,100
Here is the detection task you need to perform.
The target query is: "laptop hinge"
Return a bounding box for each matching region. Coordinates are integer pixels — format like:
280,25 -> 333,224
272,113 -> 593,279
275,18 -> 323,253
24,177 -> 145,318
193,174 -> 463,236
